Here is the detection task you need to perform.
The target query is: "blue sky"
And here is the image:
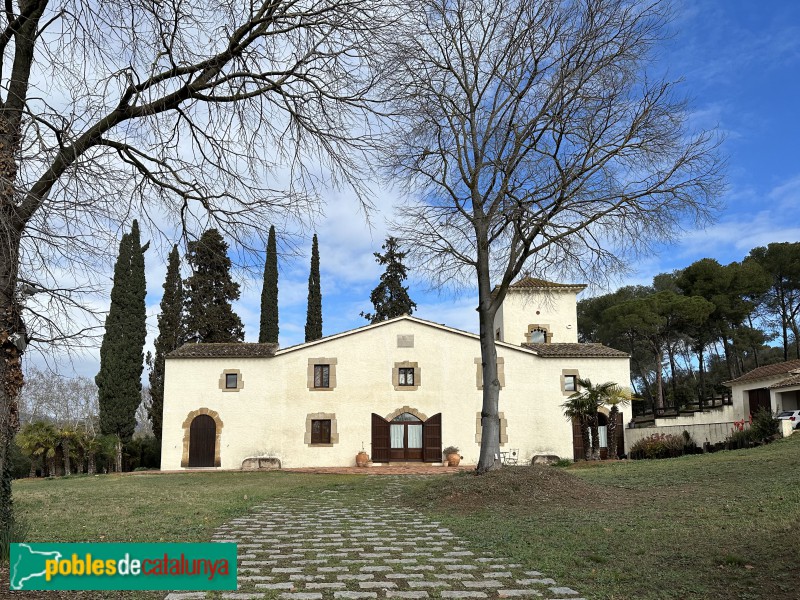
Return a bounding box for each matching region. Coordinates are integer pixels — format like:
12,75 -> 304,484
26,0 -> 800,379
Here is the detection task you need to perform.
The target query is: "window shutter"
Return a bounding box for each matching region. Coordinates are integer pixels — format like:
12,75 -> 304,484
371,413 -> 390,462
571,417 -> 584,461
423,413 -> 442,462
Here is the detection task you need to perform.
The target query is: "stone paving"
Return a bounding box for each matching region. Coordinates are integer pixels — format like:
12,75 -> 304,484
165,478 -> 586,600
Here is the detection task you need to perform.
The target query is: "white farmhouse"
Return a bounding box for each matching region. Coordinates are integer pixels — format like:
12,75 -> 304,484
159,278 -> 631,469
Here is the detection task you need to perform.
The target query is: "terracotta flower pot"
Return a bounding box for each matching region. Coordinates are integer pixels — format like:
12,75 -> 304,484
446,453 -> 461,467
356,451 -> 370,467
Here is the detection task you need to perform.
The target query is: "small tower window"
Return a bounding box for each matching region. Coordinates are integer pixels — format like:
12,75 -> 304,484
529,328 -> 547,344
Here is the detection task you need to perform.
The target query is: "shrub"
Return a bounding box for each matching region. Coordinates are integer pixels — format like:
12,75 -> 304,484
725,428 -> 758,450
0,515 -> 29,563
750,408 -> 779,442
629,433 -> 690,460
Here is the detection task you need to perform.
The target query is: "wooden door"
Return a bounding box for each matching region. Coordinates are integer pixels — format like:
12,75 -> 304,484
423,413 -> 442,462
371,414 -> 390,462
572,417 -> 584,461
188,414 -> 215,467
748,388 -> 771,416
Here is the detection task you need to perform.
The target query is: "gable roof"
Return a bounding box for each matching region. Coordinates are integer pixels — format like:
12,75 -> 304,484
275,314 -> 537,357
724,359 -> 800,386
165,315 -> 626,361
508,277 -> 587,291
769,373 -> 800,389
168,343 -> 278,359
522,343 -> 629,358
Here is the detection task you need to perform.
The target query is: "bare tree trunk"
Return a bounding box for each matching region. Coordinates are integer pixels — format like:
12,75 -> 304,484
87,451 -> 96,475
0,207 -> 24,532
115,437 -> 123,473
476,236 -> 501,474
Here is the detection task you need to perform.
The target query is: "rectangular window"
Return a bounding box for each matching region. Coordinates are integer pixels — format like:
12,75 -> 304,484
311,419 -> 331,444
314,364 -> 330,388
225,373 -> 238,389
398,367 -> 415,386
564,375 -> 577,392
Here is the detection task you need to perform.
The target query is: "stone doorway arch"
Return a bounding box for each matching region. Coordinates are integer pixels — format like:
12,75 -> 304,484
181,408 -> 224,468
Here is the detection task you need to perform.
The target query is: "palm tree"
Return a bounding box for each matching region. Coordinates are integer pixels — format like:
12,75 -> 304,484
604,386 -> 632,459
16,423 -> 46,478
59,426 -> 77,476
561,393 -> 594,461
571,379 -> 619,460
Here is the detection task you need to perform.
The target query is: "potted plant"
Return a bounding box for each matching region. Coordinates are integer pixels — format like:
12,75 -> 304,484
356,443 -> 370,467
442,445 -> 461,467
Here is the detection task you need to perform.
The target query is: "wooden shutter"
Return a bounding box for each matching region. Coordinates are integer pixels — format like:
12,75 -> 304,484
423,413 -> 442,462
371,413 -> 390,462
615,412 -> 625,458
571,417 -> 583,461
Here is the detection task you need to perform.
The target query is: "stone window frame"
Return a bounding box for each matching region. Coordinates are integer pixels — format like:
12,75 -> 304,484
562,368 -> 580,395
475,357 -> 505,390
218,369 -> 244,392
527,324 -> 553,344
304,412 -> 339,447
307,358 -> 337,391
474,411 -> 508,446
393,361 -> 421,391
181,408 -> 223,467
385,406 -> 428,422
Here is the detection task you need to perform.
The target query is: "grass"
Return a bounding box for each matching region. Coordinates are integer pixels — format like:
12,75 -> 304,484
403,434 -> 800,600
3,436 -> 799,599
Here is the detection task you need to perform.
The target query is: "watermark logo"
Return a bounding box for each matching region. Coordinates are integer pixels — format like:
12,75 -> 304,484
10,543 -> 237,591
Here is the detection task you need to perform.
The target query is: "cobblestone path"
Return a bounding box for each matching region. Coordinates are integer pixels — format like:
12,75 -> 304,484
165,479 -> 586,600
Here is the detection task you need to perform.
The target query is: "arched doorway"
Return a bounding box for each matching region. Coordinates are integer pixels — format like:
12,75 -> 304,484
371,411 -> 441,462
390,412 -> 423,461
189,414 -> 216,467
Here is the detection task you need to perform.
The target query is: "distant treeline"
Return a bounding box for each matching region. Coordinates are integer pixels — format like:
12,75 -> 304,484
578,242 -> 800,414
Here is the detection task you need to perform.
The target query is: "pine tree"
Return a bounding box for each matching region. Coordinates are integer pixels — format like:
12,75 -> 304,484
184,228 -> 244,343
259,226 -> 279,343
305,234 -> 323,342
96,220 -> 148,472
361,237 -> 417,323
148,245 -> 184,442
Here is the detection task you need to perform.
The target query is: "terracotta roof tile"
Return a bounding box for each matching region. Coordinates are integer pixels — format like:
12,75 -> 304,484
725,359 -> 800,386
168,343 -> 278,359
522,343 -> 628,358
768,373 -> 800,389
509,277 -> 587,290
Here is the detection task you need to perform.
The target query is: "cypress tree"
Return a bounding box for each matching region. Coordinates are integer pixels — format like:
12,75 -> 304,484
184,228 -> 244,343
361,236 -> 417,323
259,225 -> 279,343
148,245 -> 184,442
96,220 -> 148,472
305,234 -> 323,342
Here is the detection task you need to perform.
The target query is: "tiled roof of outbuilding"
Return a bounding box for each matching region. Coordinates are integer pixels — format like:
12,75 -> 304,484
168,343 -> 278,359
724,359 -> 800,386
769,373 -> 800,389
522,343 -> 628,358
509,277 -> 587,290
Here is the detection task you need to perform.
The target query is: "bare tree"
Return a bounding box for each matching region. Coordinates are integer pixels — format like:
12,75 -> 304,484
380,0 -> 723,472
0,0 -> 395,531
18,367 -> 98,430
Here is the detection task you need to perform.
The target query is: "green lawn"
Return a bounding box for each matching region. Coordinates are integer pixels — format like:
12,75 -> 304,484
404,434 -> 800,600
5,435 -> 799,599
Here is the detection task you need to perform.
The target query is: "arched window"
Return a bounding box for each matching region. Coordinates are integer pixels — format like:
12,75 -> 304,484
529,328 -> 547,343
